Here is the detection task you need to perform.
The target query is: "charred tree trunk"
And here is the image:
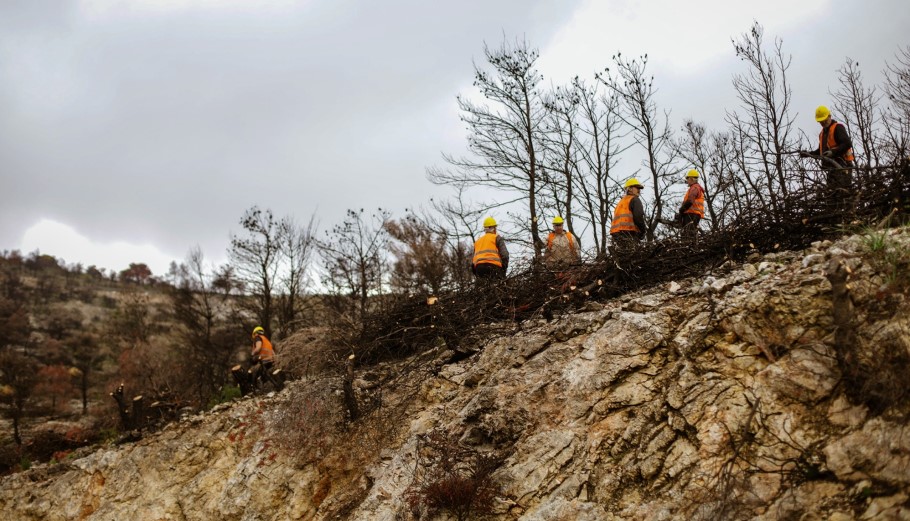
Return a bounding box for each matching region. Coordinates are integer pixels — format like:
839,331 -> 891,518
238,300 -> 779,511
343,354 -> 359,421
109,384 -> 146,431
232,364 -> 253,397
825,258 -> 858,376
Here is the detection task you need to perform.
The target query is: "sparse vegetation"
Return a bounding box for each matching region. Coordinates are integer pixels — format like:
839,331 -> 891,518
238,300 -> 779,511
405,429 -> 504,521
860,226 -> 910,292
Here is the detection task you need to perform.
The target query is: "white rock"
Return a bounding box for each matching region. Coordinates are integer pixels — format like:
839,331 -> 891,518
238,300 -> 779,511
801,253 -> 825,268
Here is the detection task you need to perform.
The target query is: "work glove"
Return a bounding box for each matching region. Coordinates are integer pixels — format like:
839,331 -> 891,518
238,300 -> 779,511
822,150 -> 835,158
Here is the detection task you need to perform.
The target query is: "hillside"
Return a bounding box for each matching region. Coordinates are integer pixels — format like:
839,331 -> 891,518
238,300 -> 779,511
1,228 -> 909,520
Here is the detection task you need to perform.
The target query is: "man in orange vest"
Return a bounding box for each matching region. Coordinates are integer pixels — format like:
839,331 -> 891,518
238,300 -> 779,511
250,326 -> 281,391
800,105 -> 855,211
472,216 -> 509,280
610,178 -> 647,255
677,170 -> 705,240
545,216 -> 580,268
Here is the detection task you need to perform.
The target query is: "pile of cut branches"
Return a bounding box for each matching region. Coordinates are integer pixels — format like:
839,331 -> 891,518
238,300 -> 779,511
355,163 -> 910,365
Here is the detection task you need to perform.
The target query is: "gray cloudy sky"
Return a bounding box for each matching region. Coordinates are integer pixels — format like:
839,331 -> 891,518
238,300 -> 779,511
1,0 -> 907,274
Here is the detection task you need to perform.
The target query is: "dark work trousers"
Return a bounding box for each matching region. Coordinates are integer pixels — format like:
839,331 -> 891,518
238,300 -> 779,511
610,232 -> 642,258
474,263 -> 504,281
825,165 -> 854,219
680,213 -> 701,241
252,360 -> 279,390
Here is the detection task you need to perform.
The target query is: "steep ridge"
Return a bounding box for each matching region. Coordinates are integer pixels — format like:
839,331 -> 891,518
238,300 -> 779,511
1,228 -> 909,520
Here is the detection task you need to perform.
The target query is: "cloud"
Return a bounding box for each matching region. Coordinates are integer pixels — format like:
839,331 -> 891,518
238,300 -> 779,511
1,0 -> 907,270
19,218 -> 183,276
78,0 -> 302,19
0,0 -> 582,265
539,0 -> 828,79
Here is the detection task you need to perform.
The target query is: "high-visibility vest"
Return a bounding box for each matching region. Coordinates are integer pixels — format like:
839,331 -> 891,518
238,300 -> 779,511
610,195 -> 639,234
472,233 -> 502,267
253,334 -> 274,362
547,231 -> 577,254
683,183 -> 705,218
819,121 -> 855,162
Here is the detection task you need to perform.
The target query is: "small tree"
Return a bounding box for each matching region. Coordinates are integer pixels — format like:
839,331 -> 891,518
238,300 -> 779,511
85,265 -> 104,280
832,58 -> 882,170
118,263 -> 153,285
571,77 -> 629,258
0,298 -> 28,355
881,46 -> 910,162
385,213 -> 453,295
274,215 -> 317,338
431,36 -> 548,258
229,207 -> 282,337
0,350 -> 39,446
318,209 -> 390,328
675,120 -> 741,232
108,289 -> 154,346
229,206 -> 317,338
169,247 -> 238,406
35,364 -> 74,414
70,331 -> 103,415
725,22 -> 799,221
541,83 -> 581,233
42,306 -> 84,342
427,190 -> 487,290
599,53 -> 677,241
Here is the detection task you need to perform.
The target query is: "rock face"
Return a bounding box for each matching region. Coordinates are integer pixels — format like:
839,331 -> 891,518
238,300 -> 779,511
2,229 -> 910,520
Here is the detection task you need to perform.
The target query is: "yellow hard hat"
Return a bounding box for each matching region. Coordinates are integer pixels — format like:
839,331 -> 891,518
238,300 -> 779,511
483,216 -> 497,227
815,105 -> 831,122
552,216 -> 564,225
686,169 -> 700,178
252,326 -> 265,338
624,178 -> 644,189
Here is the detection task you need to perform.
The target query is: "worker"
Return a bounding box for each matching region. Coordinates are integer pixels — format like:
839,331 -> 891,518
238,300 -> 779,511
610,178 -> 647,254
545,216 -> 580,268
677,169 -> 705,240
250,326 -> 281,391
472,216 -> 509,280
800,105 -> 855,212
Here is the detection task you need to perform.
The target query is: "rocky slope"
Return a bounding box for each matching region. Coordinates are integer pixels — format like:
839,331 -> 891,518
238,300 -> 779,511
2,228 -> 909,520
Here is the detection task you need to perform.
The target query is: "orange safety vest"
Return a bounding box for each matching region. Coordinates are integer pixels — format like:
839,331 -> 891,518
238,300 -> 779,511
472,233 -> 502,267
819,121 -> 855,162
546,231 -> 577,254
253,334 -> 274,362
683,183 -> 705,218
610,195 -> 639,234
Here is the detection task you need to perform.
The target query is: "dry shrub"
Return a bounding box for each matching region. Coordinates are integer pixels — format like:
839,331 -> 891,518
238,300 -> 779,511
276,327 -> 344,380
271,383 -> 338,467
405,428 -> 504,521
268,370 -> 416,519
0,441 -> 21,474
860,226 -> 910,295
272,372 -> 414,465
19,429 -> 91,465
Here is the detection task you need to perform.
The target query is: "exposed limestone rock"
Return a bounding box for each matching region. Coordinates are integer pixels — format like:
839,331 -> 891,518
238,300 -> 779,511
2,229 -> 910,520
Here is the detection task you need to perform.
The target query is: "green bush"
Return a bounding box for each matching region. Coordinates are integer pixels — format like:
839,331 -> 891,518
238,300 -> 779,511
208,384 -> 242,408
861,226 -> 910,292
